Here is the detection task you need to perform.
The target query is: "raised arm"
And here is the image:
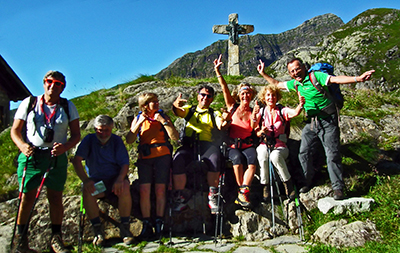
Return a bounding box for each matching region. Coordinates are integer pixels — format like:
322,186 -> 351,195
257,60 -> 286,90
154,113 -> 179,141
329,70 -> 375,84
126,114 -> 145,144
286,91 -> 305,119
172,93 -> 187,118
214,54 -> 235,110
250,101 -> 261,129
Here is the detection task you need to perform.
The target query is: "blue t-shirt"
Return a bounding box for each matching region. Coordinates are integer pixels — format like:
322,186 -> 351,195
75,133 -> 129,180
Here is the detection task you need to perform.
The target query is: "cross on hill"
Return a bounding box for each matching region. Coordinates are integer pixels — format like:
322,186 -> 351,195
212,13 -> 254,76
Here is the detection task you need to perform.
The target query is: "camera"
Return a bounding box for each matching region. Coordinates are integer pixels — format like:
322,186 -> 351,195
43,127 -> 54,143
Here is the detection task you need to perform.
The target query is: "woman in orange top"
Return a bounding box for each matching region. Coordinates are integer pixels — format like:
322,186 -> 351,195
214,55 -> 258,208
126,93 -> 179,240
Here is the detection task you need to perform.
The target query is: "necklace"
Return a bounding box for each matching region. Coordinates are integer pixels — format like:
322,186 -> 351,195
237,105 -> 250,120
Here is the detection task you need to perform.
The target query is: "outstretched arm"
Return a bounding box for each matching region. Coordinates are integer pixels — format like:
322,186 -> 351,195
329,70 -> 375,84
214,54 -> 236,110
257,60 -> 286,90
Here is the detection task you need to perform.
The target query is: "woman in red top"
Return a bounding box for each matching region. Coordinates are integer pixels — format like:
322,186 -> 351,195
214,55 -> 258,208
127,93 -> 179,240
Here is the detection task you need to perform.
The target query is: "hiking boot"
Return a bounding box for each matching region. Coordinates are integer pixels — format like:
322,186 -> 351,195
235,185 -> 251,208
283,179 -> 295,201
154,218 -> 164,238
120,223 -> 135,245
299,186 -> 309,193
92,223 -> 105,247
50,233 -> 69,253
262,184 -> 270,202
333,189 -> 344,200
138,219 -> 154,241
208,190 -> 219,214
14,234 -> 37,253
172,191 -> 188,212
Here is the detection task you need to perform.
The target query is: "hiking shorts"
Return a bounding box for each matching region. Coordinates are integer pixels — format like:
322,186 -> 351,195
136,154 -> 171,185
172,141 -> 220,175
228,146 -> 257,166
17,149 -> 68,193
89,176 -> 130,205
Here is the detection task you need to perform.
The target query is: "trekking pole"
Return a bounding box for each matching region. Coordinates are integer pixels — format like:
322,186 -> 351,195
214,142 -> 227,246
270,159 -> 285,218
10,154 -> 30,250
192,136 -> 198,236
214,161 -> 226,245
167,192 -> 174,246
268,146 -> 276,237
294,185 -> 304,241
17,155 -> 54,249
78,189 -> 86,253
166,169 -> 174,247
196,135 -> 206,235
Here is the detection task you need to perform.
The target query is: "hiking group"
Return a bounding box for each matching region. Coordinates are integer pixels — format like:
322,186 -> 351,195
9,56 -> 375,252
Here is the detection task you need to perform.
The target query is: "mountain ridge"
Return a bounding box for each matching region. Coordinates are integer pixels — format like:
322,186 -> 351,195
155,13 -> 344,79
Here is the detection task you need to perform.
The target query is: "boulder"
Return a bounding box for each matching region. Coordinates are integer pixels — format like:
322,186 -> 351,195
317,197 -> 375,215
312,219 -> 381,247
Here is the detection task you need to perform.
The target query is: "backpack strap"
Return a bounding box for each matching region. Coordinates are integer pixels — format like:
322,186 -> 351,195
184,105 -> 197,122
208,107 -> 217,129
309,72 -> 328,99
276,104 -> 286,124
59,97 -> 70,121
27,96 -> 38,116
258,106 -> 266,130
230,103 -> 239,116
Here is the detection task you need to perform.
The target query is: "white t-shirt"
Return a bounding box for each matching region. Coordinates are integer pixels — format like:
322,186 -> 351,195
14,95 -> 79,148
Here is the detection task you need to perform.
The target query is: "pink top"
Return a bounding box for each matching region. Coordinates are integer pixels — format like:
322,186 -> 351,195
257,106 -> 289,148
229,106 -> 253,149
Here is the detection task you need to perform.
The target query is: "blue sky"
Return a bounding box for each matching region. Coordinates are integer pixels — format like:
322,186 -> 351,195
1,0 -> 400,108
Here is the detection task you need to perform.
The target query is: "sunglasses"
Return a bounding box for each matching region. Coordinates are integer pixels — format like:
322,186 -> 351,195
45,79 -> 65,87
199,93 -> 213,99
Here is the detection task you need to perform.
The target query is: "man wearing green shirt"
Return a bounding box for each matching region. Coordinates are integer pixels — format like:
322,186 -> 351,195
257,58 -> 375,200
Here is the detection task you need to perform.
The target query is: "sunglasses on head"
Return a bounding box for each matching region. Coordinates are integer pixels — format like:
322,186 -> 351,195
45,79 -> 64,87
199,93 -> 213,99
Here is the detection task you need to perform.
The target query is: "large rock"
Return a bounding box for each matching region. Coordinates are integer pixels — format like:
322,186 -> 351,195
312,219 -> 381,247
317,197 -> 375,215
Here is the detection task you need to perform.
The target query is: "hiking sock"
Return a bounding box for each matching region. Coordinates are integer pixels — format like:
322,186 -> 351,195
17,224 -> 27,235
209,186 -> 218,194
51,224 -> 62,234
90,216 -> 102,226
120,216 -> 130,224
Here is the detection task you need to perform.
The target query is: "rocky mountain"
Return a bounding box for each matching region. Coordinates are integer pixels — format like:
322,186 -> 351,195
156,8 -> 400,91
155,13 -> 344,79
265,8 -> 400,91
